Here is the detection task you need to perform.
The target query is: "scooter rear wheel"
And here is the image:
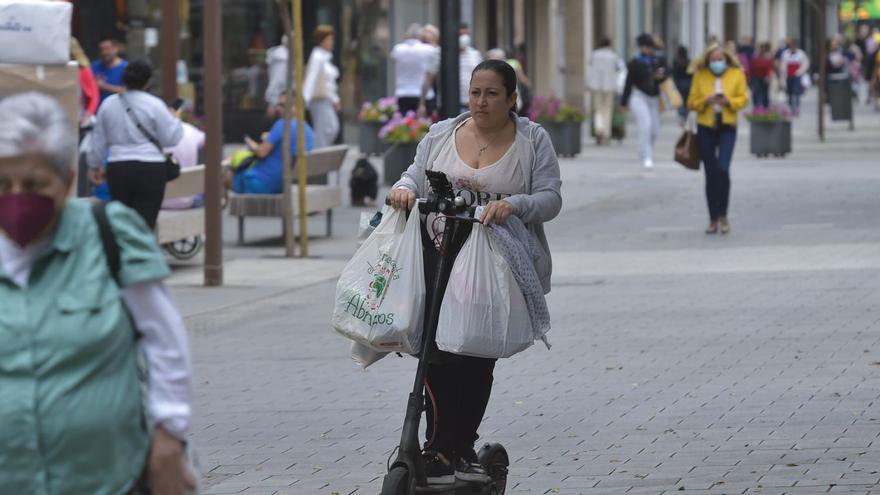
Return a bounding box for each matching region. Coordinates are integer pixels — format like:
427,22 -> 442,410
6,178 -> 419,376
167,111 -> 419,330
380,466 -> 412,495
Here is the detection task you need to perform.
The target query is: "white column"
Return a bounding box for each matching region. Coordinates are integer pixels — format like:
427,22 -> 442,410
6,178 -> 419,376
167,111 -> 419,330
739,0 -> 754,39
707,0 -> 723,43
692,0 -> 705,55
534,0 -> 556,96
756,0 -> 771,44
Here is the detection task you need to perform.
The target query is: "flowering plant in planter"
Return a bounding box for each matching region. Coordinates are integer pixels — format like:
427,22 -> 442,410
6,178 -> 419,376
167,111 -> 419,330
745,105 -> 792,123
378,111 -> 431,144
358,97 -> 398,123
527,95 -> 587,123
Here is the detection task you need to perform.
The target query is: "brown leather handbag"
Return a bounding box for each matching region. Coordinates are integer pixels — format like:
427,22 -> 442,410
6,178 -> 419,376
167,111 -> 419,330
674,113 -> 700,170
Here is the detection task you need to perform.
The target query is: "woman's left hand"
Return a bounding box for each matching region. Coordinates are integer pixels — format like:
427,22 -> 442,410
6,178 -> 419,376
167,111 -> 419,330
480,200 -> 514,225
149,425 -> 196,495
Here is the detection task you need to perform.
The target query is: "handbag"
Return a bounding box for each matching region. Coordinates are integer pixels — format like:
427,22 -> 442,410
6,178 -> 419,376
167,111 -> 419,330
674,112 -> 700,170
119,93 -> 181,182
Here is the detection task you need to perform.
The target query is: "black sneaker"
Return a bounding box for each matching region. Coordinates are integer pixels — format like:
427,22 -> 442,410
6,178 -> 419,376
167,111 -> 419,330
423,451 -> 454,485
455,449 -> 491,483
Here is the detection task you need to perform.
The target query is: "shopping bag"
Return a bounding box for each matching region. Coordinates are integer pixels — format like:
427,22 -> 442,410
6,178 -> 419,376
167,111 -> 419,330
350,340 -> 388,369
436,224 -> 534,359
674,112 -> 700,170
331,206 -> 424,353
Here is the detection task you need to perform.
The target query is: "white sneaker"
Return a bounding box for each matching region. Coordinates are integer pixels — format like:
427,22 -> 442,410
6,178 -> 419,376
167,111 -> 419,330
642,158 -> 654,169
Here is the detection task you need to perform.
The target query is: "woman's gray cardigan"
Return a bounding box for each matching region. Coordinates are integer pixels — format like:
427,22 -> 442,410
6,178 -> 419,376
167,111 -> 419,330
392,112 -> 563,292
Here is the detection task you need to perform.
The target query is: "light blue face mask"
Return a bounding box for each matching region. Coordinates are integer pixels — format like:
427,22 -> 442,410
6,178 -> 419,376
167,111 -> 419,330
709,60 -> 727,75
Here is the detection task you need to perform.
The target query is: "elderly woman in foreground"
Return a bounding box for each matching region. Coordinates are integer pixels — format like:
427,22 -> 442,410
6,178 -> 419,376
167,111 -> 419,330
0,92 -> 195,494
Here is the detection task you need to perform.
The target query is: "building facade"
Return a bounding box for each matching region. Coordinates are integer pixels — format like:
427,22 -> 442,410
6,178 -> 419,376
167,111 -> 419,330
70,0 -> 844,141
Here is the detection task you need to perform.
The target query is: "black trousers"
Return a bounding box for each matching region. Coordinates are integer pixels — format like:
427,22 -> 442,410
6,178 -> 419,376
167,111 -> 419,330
397,96 -> 436,116
424,355 -> 496,459
106,161 -> 167,230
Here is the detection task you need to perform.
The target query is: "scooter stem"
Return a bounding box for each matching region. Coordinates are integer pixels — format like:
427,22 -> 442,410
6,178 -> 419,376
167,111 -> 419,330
394,217 -> 462,488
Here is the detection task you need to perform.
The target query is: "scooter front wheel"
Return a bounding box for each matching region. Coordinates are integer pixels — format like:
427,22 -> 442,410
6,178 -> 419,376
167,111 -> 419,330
478,443 -> 509,495
380,466 -> 413,495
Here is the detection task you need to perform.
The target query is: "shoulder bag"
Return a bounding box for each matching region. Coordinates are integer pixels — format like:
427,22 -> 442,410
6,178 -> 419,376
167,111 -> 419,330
674,112 -> 700,171
119,93 -> 181,182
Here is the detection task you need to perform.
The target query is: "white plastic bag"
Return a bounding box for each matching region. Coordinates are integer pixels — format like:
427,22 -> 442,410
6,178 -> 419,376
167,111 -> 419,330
350,340 -> 388,369
0,1 -> 72,65
436,224 -> 534,358
332,206 -> 424,353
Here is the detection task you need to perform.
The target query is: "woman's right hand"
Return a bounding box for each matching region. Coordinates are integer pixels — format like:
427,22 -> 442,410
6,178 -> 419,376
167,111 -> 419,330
387,188 -> 416,210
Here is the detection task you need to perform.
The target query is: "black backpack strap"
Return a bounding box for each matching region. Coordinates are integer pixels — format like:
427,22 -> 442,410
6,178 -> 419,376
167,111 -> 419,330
91,201 -> 122,286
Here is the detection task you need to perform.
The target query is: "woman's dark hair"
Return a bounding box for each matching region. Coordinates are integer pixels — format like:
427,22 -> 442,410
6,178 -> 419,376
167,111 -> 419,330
122,59 -> 152,90
598,36 -> 612,48
470,59 -> 517,97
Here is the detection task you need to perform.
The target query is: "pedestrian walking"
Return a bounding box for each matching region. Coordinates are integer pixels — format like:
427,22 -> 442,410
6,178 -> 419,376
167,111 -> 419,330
751,42 -> 775,108
686,45 -> 748,234
779,39 -> 810,116
672,45 -> 692,124
71,38 -> 99,128
303,25 -> 340,148
0,91 -> 195,495
86,59 -> 183,229
588,37 -> 621,144
387,59 -> 561,484
90,36 -> 128,105
264,35 -> 289,119
391,24 -> 437,116
459,34 -> 483,113
621,33 -> 668,169
421,24 -> 441,115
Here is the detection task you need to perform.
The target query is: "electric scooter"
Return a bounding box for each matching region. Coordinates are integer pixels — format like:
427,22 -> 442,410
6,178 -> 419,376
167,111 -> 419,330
380,171 -> 509,495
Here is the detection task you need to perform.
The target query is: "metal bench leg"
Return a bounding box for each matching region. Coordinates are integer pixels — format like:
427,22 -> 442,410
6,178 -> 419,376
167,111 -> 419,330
237,216 -> 244,245
326,209 -> 333,237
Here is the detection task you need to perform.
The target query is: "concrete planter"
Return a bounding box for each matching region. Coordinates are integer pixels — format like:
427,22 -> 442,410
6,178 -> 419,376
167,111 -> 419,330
383,142 -> 418,186
827,77 -> 853,122
750,120 -> 792,157
542,121 -> 582,157
358,121 -> 387,156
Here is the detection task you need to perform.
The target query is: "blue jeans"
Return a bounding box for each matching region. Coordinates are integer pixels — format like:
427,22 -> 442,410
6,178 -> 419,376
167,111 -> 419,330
786,76 -> 803,113
697,123 -> 737,221
752,79 -> 770,108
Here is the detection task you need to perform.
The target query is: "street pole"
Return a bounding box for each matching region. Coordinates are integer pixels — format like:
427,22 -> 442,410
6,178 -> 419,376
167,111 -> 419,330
159,0 -> 179,104
439,0 -> 461,120
292,0 -> 309,257
278,1 -> 296,257
203,0 -> 223,286
817,0 -> 826,142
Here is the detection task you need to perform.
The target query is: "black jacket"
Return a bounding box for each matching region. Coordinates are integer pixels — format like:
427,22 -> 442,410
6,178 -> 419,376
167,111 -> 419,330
621,56 -> 667,106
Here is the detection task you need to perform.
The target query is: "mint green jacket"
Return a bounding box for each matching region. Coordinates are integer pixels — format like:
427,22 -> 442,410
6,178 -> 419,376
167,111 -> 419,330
0,199 -> 170,495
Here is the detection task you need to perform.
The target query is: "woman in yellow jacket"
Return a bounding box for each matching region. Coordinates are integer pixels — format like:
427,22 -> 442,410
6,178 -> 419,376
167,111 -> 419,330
687,45 -> 749,234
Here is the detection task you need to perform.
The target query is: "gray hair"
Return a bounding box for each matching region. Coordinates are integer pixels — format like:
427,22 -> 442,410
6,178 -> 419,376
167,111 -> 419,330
0,92 -> 76,178
405,23 -> 423,39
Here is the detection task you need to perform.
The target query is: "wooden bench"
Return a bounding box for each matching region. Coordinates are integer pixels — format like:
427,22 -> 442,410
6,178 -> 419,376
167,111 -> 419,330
156,165 -> 205,246
228,144 -> 348,244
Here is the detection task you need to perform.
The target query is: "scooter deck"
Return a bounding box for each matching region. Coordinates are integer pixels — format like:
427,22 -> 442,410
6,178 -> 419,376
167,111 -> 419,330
416,480 -> 494,494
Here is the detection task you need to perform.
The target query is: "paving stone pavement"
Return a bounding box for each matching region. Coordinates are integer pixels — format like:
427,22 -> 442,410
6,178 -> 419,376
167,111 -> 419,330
175,97 -> 880,495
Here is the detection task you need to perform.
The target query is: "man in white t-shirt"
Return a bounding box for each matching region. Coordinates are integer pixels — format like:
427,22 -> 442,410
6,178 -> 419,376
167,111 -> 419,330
391,23 -> 436,115
459,34 -> 483,112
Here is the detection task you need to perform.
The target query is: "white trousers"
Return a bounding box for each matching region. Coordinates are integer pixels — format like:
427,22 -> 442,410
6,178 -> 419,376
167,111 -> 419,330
629,89 -> 660,161
592,90 -> 615,139
308,98 -> 340,148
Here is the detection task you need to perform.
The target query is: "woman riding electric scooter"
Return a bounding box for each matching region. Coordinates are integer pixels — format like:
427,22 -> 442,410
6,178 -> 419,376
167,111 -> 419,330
388,59 -> 562,486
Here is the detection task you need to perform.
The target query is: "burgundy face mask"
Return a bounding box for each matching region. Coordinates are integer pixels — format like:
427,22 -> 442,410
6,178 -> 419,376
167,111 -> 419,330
0,193 -> 57,247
